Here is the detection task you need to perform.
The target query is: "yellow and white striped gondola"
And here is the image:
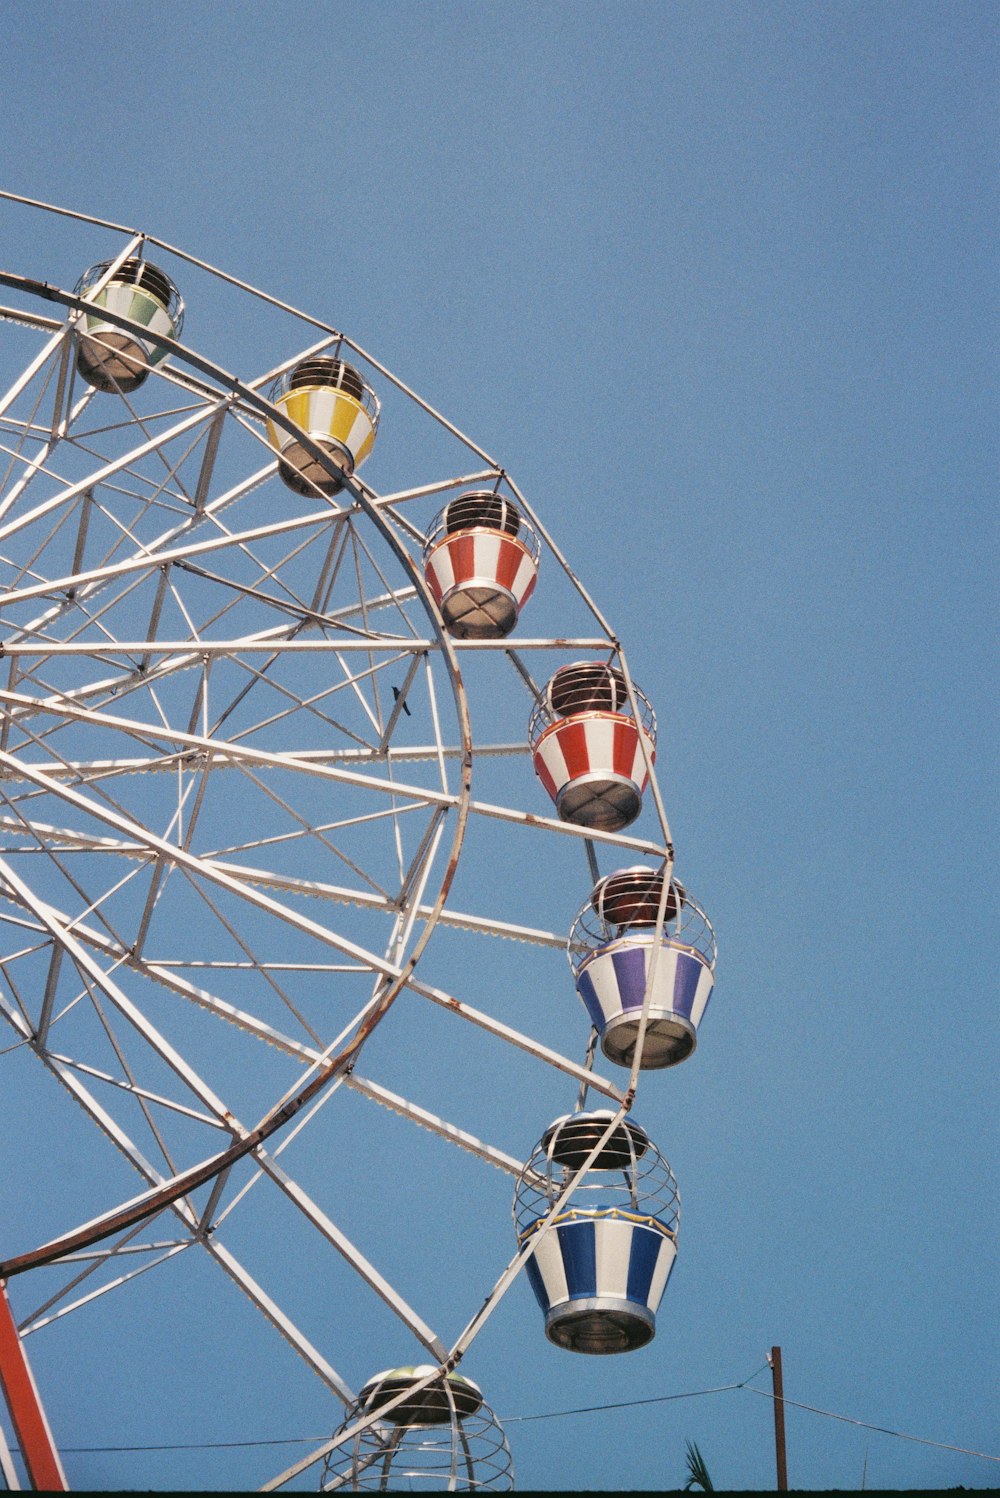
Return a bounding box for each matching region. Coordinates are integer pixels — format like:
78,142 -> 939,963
267,356 -> 380,496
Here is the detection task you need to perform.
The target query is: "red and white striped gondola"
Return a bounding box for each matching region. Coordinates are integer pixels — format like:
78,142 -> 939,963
529,662 -> 656,832
422,491 -> 540,639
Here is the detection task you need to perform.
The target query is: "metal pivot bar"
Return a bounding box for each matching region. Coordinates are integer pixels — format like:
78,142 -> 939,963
770,1344 -> 788,1491
0,1280 -> 68,1490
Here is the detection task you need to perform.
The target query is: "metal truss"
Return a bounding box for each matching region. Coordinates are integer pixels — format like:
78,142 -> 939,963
0,192 -> 673,1492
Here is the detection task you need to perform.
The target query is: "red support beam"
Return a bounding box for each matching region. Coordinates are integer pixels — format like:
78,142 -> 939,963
0,1280 -> 68,1490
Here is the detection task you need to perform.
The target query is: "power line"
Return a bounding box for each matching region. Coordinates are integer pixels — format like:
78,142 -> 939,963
15,1370 -> 771,1456
501,1364 -> 769,1423
739,1381 -> 1000,1464
18,1365 -> 1000,1466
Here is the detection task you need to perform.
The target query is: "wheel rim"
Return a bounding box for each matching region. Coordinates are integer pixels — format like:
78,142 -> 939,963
0,261 -> 472,1392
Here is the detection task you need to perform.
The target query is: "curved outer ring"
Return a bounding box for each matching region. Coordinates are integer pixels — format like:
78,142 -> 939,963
0,269 -> 474,1276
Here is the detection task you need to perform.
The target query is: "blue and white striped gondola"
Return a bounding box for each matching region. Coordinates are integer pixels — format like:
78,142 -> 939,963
569,866 -> 717,1069
521,1205 -> 676,1353
514,1111 -> 680,1354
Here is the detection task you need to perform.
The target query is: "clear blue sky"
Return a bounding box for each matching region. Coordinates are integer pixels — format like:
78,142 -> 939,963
0,1 -> 996,1491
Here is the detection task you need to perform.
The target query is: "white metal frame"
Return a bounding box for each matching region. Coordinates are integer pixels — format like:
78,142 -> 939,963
0,190 -> 679,1493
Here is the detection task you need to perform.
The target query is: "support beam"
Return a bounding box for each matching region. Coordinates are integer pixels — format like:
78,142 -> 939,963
0,1281 -> 68,1490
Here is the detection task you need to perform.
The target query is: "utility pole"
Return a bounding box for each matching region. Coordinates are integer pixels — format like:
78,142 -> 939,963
769,1345 -> 788,1491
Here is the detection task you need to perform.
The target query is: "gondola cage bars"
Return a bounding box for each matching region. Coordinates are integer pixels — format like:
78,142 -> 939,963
320,1365 -> 513,1492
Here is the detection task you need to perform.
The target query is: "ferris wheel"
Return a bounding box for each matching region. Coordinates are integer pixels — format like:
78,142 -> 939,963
0,193 -> 717,1493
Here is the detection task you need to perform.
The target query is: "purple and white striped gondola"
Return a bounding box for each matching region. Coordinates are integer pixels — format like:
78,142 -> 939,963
569,866 -> 717,1069
514,1111 -> 680,1354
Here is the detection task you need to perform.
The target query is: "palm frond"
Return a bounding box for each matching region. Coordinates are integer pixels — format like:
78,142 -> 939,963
683,1438 -> 714,1492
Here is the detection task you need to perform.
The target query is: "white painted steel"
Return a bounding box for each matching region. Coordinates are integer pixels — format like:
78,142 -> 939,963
0,196 -> 678,1492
